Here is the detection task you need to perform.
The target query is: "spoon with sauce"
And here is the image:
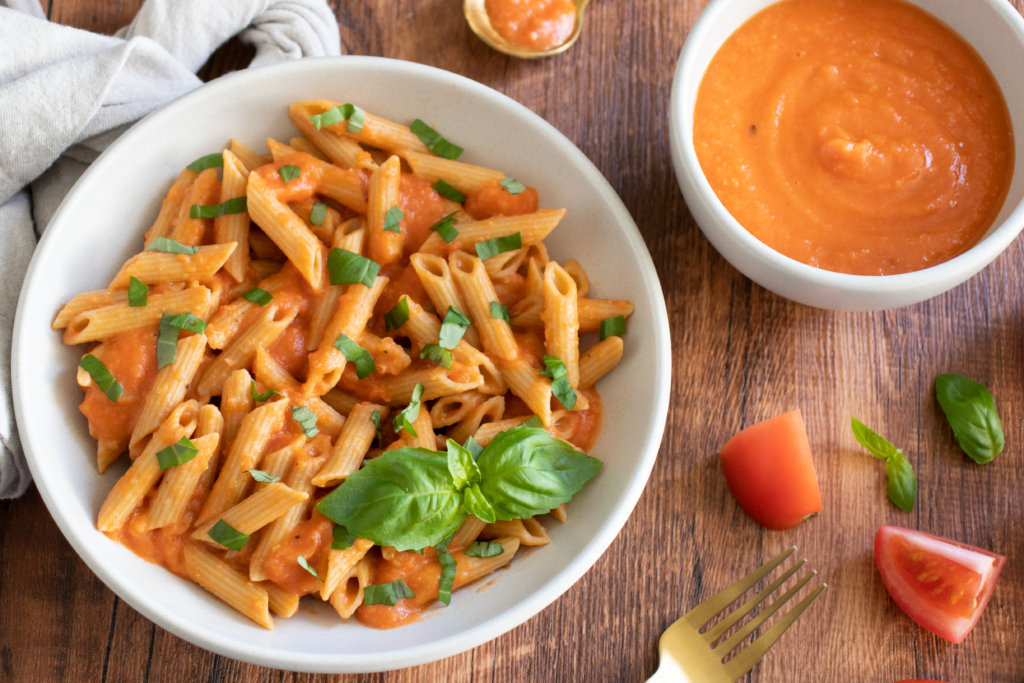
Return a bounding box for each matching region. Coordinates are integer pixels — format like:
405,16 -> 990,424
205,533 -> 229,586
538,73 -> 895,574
464,0 -> 591,59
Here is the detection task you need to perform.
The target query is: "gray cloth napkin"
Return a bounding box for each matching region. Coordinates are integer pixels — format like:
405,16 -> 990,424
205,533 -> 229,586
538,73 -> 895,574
0,0 -> 341,498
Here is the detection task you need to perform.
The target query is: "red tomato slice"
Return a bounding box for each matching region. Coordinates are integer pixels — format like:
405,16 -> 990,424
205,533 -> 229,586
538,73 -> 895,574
875,526 -> 1006,643
719,410 -> 823,530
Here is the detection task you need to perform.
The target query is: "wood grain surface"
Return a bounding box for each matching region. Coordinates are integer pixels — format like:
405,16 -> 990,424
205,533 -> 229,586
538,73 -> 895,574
3,0 -> 1023,681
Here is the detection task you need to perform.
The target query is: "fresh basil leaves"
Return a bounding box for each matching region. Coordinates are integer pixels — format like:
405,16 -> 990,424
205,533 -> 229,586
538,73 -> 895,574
246,469 -> 280,483
383,206 -> 405,234
499,177 -> 526,195
465,540 -> 504,558
208,519 -> 248,550
383,297 -> 410,332
327,248 -> 380,288
475,233 -> 522,261
540,355 -> 577,410
243,288 -> 273,306
128,277 -> 148,307
392,383 -> 425,437
146,237 -> 199,255
600,316 -> 626,341
411,120 -> 463,160
432,180 -> 466,204
79,355 -> 123,402
435,534 -> 457,606
331,523 -> 356,550
851,418 -> 916,512
157,312 -> 208,369
420,343 -> 453,370
298,555 -> 322,581
292,405 -> 319,438
156,436 -> 198,470
278,165 -> 301,184
935,374 -> 1004,465
429,210 -> 461,243
363,579 -> 415,606
489,301 -> 509,323
439,307 -> 471,349
189,196 -> 247,219
334,333 -> 375,380
186,153 -> 223,173
310,103 -> 366,134
250,381 -> 282,403
309,201 -> 327,226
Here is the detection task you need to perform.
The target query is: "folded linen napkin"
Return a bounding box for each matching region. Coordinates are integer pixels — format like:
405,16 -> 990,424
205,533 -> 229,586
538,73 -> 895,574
0,0 -> 341,498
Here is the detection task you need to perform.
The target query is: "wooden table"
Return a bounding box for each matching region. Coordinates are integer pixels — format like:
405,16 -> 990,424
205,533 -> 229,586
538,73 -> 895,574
4,0 -> 1024,680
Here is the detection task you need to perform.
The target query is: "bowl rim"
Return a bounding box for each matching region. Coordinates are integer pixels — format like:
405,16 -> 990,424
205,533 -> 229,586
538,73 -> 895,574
12,55 -> 672,672
669,0 -> 1024,293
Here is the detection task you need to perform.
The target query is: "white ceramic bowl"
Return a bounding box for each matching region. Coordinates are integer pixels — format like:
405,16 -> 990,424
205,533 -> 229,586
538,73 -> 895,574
669,0 -> 1024,311
12,57 -> 671,673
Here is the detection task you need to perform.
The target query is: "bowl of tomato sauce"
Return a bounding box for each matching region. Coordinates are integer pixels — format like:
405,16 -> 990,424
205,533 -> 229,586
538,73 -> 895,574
669,0 -> 1024,310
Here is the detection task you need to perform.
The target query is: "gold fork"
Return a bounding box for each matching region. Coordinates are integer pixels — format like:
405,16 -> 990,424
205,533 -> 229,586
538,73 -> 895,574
648,547 -> 826,682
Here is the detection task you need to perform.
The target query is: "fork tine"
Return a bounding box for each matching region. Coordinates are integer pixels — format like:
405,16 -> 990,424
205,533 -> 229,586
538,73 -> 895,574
713,570 -> 817,655
683,546 -> 796,627
723,582 -> 827,681
703,559 -> 806,643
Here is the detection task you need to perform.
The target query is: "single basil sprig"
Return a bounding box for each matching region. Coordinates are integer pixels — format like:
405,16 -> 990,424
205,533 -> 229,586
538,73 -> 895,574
540,355 -> 577,410
420,343 -> 453,370
370,409 -> 384,449
433,180 -> 466,204
439,307 -> 470,349
298,555 -> 322,581
363,579 -> 415,606
317,424 -> 601,551
189,196 -> 247,219
128,277 -> 148,307
411,119 -> 463,160
851,418 -> 916,512
250,380 -> 282,403
384,297 -> 410,332
246,469 -> 280,483
332,523 -> 356,550
383,206 -> 405,234
292,405 -> 319,438
334,333 -> 375,379
328,248 -> 380,288
476,233 -> 522,260
935,374 -> 1004,464
310,103 -> 366,134
489,301 -> 510,323
146,237 -> 199,255
499,177 -> 526,195
208,519 -> 248,550
278,165 -> 301,184
309,202 -> 327,227
156,436 -> 198,470
243,288 -> 273,306
79,355 -> 124,402
429,211 -> 460,243
186,153 -> 224,173
600,316 -> 626,341
157,312 -> 208,369
435,534 -> 457,606
466,540 -> 504,558
393,383 -> 425,437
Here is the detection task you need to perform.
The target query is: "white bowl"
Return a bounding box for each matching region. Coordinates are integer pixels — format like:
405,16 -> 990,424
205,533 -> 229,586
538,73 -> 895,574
669,0 -> 1024,311
11,57 -> 671,673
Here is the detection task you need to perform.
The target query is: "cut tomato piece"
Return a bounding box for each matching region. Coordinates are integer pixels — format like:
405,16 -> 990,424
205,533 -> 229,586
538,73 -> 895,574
719,410 -> 823,530
875,526 -> 1006,643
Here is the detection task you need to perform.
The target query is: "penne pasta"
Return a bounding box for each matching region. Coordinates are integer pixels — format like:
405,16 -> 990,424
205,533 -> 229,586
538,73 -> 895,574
311,402 -> 386,487
249,453 -> 322,582
215,149 -> 251,283
366,156 -> 403,266
542,261 -> 580,390
147,433 -> 218,530
192,482 -> 309,547
184,544 -> 273,630
579,336 -> 624,389
418,209 -> 565,257
63,286 -> 212,345
409,253 -> 482,349
109,243 -> 236,289
144,169 -> 195,247
247,171 -> 325,290
400,150 -> 505,194
196,303 -> 296,397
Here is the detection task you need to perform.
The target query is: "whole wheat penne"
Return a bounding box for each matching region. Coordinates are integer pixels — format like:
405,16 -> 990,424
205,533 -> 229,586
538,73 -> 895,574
579,336 -> 624,389
446,395 -> 505,446
147,433 -> 218,530
144,169 -> 195,247
512,297 -> 635,331
542,261 -> 580,390
196,303 -> 296,397
194,404 -> 226,497
288,136 -> 329,161
319,164 -> 368,214
563,259 -> 589,298
63,286 -> 212,345
307,284 -> 344,352
366,156 -> 403,266
267,583 -> 300,618
205,270 -> 293,350
448,251 -> 518,361
253,436 -> 305,493
320,538 -> 373,601
229,138 -> 269,173
409,253 -> 482,349
54,289 -> 128,329
312,402 -> 386,487
329,556 -> 373,619
418,209 -> 565,257
288,101 -> 376,171
320,387 -> 360,416
184,544 -> 273,630
253,348 -> 346,440
429,390 -> 490,428
481,518 -> 551,546
215,149 -> 251,283
293,99 -> 429,155
193,482 -> 308,546
337,362 -> 483,406
247,171 -> 325,290
249,453 -> 323,582
171,167 -> 220,246
219,369 -> 252,455
110,244 -> 237,289
454,537 -> 519,587
400,150 -> 505,194
450,515 -> 488,551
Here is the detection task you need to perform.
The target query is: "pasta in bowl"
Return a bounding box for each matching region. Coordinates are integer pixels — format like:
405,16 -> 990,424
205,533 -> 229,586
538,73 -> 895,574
14,57 -> 669,672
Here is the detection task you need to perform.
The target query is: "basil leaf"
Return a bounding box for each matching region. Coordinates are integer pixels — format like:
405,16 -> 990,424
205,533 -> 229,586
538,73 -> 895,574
411,119 -> 463,160
384,297 -> 410,332
407,547 -> 425,555
186,153 -> 223,173
316,447 -> 465,551
383,206 -> 405,234
540,355 -> 577,410
298,555 -> 322,581
447,438 -> 481,489
146,237 -> 199,255
208,519 -> 248,551
334,333 -> 375,379
435,534 -> 457,606
420,343 -> 453,370
165,312 -> 208,334
393,383 -> 425,437
475,233 -> 522,260
432,180 -> 466,204
463,435 -> 484,461
499,177 -> 526,195
155,436 -> 198,470
521,415 -> 544,430
489,301 -> 510,323
462,483 -> 496,523
292,405 -> 319,438
78,355 -> 124,402
310,103 -> 365,134
243,288 -> 273,306
885,452 -> 917,512
328,248 -> 380,287
250,380 -> 282,403
127,277 -> 148,307
439,307 -> 470,349
851,418 -> 900,460
157,312 -> 209,369
935,374 -> 1004,464
278,165 -> 301,184
429,210 -> 461,243
600,315 -> 626,341
309,201 -> 327,226
370,409 -> 384,449
189,196 -> 247,219
363,579 -> 415,606
331,523 -> 356,550
476,427 -> 601,521
246,469 -> 280,483
465,541 -> 505,558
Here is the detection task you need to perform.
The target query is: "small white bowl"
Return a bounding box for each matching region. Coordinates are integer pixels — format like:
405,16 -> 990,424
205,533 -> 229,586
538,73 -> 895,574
12,57 -> 671,673
669,0 -> 1024,311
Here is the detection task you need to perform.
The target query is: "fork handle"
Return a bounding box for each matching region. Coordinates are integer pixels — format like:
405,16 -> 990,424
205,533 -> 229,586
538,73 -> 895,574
645,658 -> 689,683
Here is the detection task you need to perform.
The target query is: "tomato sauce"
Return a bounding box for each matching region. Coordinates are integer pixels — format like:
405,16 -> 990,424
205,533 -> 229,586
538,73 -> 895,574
484,0 -> 576,52
357,547 -> 441,629
693,0 -> 1014,275
79,326 -> 159,444
262,511 -> 333,597
254,152 -> 324,204
465,182 -> 539,221
398,173 -> 448,255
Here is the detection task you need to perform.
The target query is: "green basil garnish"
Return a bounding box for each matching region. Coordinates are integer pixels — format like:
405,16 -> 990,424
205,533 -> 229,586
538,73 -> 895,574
420,343 -> 453,370
463,435 -> 483,461
935,374 -> 1004,465
432,180 -> 466,204
411,119 -> 463,160
435,534 -> 457,606
429,210 -> 460,243
298,555 -> 322,581
439,307 -> 470,349
208,519 -> 248,551
278,165 -> 301,184
489,301 -> 509,323
499,177 -> 526,195
540,355 -> 577,410
292,405 -> 319,438
157,312 -> 208,370
189,196 -> 247,219
475,233 -> 522,260
383,206 -> 405,234
310,103 -> 366,134
156,436 -> 198,470
250,380 -> 282,403
392,383 -> 425,437
334,333 -> 375,379
521,415 -> 544,429
384,297 -> 410,332
146,237 -> 199,255
243,288 -> 273,306
127,276 -> 148,308
79,355 -> 123,403
362,579 -> 415,606
600,316 -> 626,341
186,153 -> 224,173
465,540 -> 504,558
852,418 -> 916,512
246,469 -> 280,483
331,523 -> 356,550
309,201 -> 327,227
327,248 -> 380,288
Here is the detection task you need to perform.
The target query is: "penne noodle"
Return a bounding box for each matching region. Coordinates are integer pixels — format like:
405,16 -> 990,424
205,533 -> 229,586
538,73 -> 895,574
229,138 -> 269,173
320,387 -> 360,416
147,433 -> 218,530
366,156 -> 403,266
288,101 -> 377,171
359,330 -> 412,376
400,150 -> 505,194
196,303 -> 296,397
288,136 -> 329,161
253,348 -> 345,440
215,149 -> 251,283
292,99 -> 429,155
320,538 -> 373,601
446,395 -> 505,446
194,404 -> 226,499
249,453 -> 322,581
267,583 -> 300,618
54,289 -> 127,330
512,297 -> 635,332
579,336 -> 624,389
329,556 -> 373,619
170,167 -> 220,247
311,402 -> 385,487
450,515 -> 488,552
144,169 -> 195,247
192,482 -> 309,547
542,261 -> 580,390
429,390 -> 490,428
337,362 -> 483,406
563,258 -> 589,298
418,209 -> 565,257
481,518 -> 551,546
472,415 -> 531,447
448,251 -> 518,361
184,544 -> 273,630
63,286 -> 212,345
109,243 -> 236,289
204,270 -> 293,350
409,253 -> 482,349
247,171 -> 325,290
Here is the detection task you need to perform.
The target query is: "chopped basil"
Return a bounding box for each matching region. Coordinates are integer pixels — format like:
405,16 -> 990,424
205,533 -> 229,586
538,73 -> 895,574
146,237 -> 199,255
463,435 -> 484,461
851,418 -> 917,512
331,523 -> 356,550
189,196 -> 248,219
243,288 -> 273,306
407,547 -> 425,555
278,165 -> 301,184
362,579 -> 415,606
435,534 -> 457,606
370,409 -> 384,449
935,374 -> 1004,465
250,380 -> 282,403
185,153 -> 224,173
475,233 -> 522,260
246,469 -> 280,483
309,201 -> 327,226
411,119 -> 463,160
465,540 -> 505,558
393,383 -> 425,437
432,179 -> 466,204
383,206 -> 405,234
420,343 -> 453,370
439,307 -> 470,349
78,355 -> 123,403
384,297 -> 410,332
499,177 -> 526,195
127,276 -> 148,307
297,555 -> 322,581
540,355 -> 577,410
327,248 -> 380,288
292,405 -> 320,438
600,315 -> 626,341
208,519 -> 248,551
489,301 -> 509,323
156,312 -> 208,370
429,210 -> 460,243
310,103 -> 366,134
334,333 -> 375,379
156,436 -> 199,470
521,415 -> 544,429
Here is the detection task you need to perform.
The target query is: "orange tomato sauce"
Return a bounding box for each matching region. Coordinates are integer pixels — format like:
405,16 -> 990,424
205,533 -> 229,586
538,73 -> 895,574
693,0 -> 1014,275
465,182 -> 539,221
485,0 -> 576,52
79,326 -> 159,443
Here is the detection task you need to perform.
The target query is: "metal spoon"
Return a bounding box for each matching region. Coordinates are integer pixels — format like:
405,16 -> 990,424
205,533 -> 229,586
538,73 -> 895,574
463,0 -> 591,59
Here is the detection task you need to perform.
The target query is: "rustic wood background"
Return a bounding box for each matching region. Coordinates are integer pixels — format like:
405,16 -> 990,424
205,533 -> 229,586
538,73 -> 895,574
3,0 -> 1023,681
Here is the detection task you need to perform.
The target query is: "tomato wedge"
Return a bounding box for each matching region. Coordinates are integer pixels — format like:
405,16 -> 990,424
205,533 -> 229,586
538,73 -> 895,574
875,526 -> 1006,643
719,410 -> 823,530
